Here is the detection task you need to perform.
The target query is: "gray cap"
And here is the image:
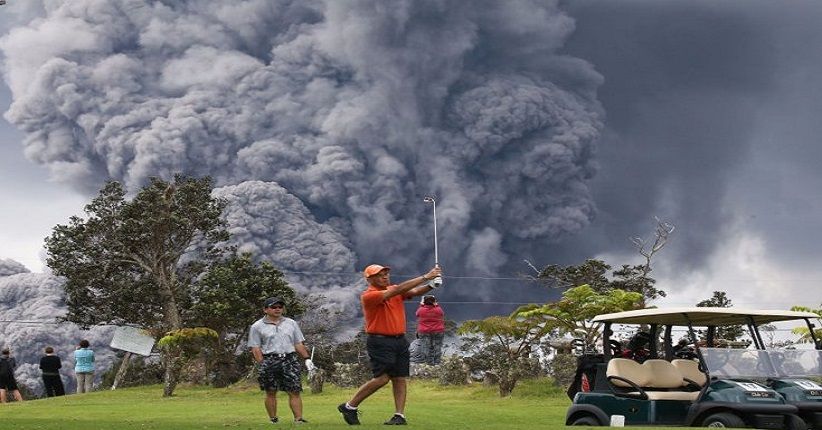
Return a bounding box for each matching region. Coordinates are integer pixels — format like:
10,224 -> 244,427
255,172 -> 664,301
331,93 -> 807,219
264,297 -> 286,308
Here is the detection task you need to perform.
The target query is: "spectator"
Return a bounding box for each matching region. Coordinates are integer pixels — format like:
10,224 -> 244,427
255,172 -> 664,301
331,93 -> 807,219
248,297 -> 314,425
415,295 -> 445,365
0,348 -> 24,402
40,346 -> 66,397
74,339 -> 95,393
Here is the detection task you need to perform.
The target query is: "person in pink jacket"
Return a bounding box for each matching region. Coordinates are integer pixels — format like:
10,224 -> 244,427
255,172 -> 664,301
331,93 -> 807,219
415,295 -> 445,365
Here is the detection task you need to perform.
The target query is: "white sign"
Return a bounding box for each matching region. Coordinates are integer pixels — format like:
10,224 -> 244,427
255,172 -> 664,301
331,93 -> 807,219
110,326 -> 156,356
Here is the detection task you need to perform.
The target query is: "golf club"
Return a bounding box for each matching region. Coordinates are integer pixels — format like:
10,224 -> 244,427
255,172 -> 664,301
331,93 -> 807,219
423,196 -> 442,288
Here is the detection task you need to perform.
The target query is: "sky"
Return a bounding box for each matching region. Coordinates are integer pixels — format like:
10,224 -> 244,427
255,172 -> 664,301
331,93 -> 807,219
1,0 -> 822,319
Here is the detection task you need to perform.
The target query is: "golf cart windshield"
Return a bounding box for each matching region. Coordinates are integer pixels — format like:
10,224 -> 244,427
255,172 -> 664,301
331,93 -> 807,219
768,349 -> 822,378
702,348 -> 777,379
702,348 -> 822,379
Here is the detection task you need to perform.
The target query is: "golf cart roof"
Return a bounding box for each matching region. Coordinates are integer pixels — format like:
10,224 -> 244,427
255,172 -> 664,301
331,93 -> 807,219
592,307 -> 819,326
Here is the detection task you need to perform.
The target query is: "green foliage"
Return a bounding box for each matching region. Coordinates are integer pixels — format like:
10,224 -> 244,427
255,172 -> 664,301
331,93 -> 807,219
546,353 -> 578,388
100,355 -> 164,389
458,311 -> 552,397
437,355 -> 470,386
45,175 -> 228,331
189,252 -> 302,333
537,259 -> 665,305
158,327 -> 219,352
537,259 -> 611,291
516,284 -> 644,345
789,305 -> 822,344
610,264 -> 666,302
696,291 -> 745,341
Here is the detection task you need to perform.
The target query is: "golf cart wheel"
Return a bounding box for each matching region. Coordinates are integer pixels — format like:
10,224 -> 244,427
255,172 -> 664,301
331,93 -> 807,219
785,414 -> 808,430
702,412 -> 745,428
571,416 -> 601,426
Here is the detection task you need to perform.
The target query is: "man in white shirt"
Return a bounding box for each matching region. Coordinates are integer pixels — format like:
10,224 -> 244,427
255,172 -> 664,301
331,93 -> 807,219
248,297 -> 315,424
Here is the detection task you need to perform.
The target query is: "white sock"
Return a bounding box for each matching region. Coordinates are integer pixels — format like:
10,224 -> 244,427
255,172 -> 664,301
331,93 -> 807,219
394,413 -> 406,418
345,403 -> 357,410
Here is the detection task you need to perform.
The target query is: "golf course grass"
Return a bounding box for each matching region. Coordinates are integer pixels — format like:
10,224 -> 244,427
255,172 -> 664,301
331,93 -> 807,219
0,377 -> 682,429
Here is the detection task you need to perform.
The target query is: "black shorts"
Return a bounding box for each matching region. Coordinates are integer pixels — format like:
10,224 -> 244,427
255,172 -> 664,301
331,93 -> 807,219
0,374 -> 18,391
258,353 -> 302,393
366,335 -> 410,378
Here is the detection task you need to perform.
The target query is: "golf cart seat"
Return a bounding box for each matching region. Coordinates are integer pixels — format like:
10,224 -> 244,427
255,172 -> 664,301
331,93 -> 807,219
642,359 -> 700,401
671,359 -> 707,388
606,358 -> 699,401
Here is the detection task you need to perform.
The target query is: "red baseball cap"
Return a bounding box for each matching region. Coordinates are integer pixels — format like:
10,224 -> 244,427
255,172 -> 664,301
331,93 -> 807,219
363,264 -> 390,278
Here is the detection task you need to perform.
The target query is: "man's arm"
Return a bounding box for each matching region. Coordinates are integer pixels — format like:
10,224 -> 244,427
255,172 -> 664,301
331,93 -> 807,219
382,265 -> 441,300
294,342 -> 310,360
250,346 -> 264,363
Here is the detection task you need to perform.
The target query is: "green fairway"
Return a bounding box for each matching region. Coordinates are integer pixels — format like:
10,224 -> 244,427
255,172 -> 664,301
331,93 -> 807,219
0,378 -> 578,429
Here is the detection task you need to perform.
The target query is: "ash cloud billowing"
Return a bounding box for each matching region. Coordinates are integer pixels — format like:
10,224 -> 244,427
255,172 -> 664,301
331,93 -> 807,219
0,268 -> 115,396
1,0 -> 604,315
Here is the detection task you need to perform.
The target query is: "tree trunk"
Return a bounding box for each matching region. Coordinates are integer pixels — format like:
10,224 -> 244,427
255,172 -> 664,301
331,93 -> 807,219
498,376 -> 517,397
162,353 -> 182,397
111,352 -> 133,390
158,273 -> 183,397
309,368 -> 324,394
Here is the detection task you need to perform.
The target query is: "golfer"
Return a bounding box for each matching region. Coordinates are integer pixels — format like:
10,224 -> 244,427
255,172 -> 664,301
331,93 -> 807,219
249,297 -> 315,424
338,263 -> 442,425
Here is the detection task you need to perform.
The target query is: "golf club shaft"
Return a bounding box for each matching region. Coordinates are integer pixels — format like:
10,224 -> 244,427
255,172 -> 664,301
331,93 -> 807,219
432,199 -> 438,265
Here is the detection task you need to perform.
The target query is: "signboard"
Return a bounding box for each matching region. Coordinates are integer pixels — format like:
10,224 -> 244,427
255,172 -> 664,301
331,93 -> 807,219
110,326 -> 156,356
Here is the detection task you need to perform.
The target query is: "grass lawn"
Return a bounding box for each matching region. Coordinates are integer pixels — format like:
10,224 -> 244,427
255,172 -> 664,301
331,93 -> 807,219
1,378 -> 579,429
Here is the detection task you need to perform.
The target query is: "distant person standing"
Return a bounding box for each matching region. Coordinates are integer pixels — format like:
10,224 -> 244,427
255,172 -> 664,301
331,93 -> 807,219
416,295 -> 446,365
74,339 -> 95,393
40,346 -> 65,397
0,348 -> 24,402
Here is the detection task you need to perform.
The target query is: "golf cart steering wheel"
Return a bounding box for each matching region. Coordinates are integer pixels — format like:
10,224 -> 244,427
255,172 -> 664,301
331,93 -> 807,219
608,340 -> 623,356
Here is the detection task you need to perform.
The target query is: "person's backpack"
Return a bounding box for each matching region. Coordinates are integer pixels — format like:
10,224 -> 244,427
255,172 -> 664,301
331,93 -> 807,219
0,357 -> 11,377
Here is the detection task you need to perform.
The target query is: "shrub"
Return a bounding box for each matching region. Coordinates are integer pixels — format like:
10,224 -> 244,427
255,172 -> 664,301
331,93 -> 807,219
437,355 -> 470,386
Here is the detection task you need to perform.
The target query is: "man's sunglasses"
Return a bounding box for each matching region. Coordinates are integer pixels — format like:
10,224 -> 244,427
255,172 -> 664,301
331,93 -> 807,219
267,304 -> 284,309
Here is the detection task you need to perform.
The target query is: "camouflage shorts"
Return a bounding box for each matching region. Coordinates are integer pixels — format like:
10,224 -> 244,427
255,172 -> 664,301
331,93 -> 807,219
258,353 -> 302,393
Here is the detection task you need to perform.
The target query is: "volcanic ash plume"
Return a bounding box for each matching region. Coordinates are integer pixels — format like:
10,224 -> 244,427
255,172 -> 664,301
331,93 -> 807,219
0,270 -> 114,395
1,0 -> 604,299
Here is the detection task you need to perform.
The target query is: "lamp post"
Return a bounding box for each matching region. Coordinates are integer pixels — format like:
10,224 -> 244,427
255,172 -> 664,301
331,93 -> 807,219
423,196 -> 442,288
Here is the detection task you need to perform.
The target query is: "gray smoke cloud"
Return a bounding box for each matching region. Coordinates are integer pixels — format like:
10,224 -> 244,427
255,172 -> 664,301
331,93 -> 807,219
0,269 -> 115,396
1,0 -> 603,317
0,258 -> 29,276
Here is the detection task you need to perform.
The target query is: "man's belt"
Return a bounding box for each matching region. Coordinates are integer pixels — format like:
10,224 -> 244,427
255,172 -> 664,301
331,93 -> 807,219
367,333 -> 405,339
263,352 -> 296,358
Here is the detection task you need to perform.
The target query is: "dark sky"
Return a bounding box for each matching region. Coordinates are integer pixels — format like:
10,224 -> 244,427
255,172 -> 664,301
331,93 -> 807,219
2,0 -> 821,319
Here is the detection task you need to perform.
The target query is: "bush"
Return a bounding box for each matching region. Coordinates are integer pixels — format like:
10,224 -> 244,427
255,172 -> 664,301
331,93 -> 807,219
410,363 -> 439,379
437,355 -> 470,386
328,362 -> 369,388
546,353 -> 577,387
100,354 -> 164,389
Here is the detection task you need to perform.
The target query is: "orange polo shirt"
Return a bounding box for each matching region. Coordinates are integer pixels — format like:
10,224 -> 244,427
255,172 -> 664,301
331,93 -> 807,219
361,284 -> 407,335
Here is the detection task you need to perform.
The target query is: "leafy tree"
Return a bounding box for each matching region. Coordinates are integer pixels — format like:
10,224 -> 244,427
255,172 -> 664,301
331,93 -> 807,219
696,291 -> 745,342
516,285 -> 645,347
610,264 -> 666,304
789,305 -> 822,346
45,175 -> 228,396
188,252 -> 304,386
458,306 -> 560,397
536,259 -> 611,292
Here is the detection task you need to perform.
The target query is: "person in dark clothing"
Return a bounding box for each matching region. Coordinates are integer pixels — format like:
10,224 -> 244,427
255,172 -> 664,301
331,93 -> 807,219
0,348 -> 24,402
40,346 -> 65,397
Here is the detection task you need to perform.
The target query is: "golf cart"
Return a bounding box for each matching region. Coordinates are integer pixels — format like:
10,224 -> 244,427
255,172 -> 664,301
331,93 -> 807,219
565,307 -> 822,428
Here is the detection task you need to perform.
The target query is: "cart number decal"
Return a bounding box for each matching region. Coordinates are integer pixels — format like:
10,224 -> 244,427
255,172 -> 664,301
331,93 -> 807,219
734,382 -> 768,392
